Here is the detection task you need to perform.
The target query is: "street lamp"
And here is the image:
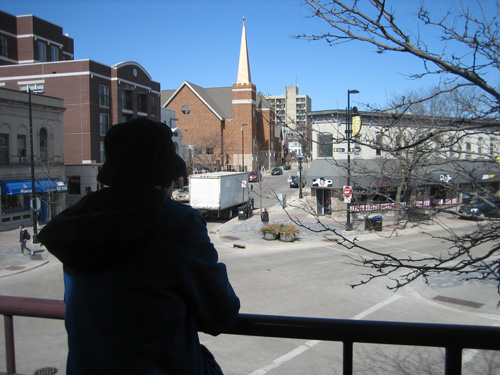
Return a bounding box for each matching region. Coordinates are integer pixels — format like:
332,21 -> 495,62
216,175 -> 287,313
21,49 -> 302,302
29,88 -> 44,243
241,123 -> 247,172
298,155 -> 303,199
346,89 -> 359,231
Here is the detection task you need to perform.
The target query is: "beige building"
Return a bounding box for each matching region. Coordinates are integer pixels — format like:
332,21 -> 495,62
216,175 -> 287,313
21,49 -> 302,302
0,87 -> 67,231
266,86 -> 312,158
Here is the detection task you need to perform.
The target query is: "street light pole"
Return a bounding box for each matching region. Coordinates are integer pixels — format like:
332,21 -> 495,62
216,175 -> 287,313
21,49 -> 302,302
28,88 -> 41,242
241,123 -> 247,172
298,155 -> 303,199
346,89 -> 359,231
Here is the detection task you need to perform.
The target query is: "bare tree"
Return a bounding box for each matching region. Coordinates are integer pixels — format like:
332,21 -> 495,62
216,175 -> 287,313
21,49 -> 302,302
294,0 -> 500,298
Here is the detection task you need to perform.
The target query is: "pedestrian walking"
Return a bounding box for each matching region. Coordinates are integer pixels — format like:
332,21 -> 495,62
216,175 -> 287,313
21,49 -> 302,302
38,118 -> 240,375
261,208 -> 269,224
19,224 -> 33,256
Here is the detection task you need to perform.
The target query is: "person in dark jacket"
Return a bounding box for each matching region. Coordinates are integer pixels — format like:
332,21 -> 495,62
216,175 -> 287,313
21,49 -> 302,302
19,224 -> 33,256
261,208 -> 269,224
38,118 -> 240,375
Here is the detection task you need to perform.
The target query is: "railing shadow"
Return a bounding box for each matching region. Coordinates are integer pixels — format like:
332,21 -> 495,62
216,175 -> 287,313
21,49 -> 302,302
2,295 -> 500,375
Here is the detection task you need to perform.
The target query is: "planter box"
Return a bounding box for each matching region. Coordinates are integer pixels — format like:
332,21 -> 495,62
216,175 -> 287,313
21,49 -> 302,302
263,232 -> 278,240
279,233 -> 295,242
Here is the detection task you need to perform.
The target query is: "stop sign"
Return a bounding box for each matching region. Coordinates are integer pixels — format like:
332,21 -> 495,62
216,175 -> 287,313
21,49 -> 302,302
343,185 -> 352,199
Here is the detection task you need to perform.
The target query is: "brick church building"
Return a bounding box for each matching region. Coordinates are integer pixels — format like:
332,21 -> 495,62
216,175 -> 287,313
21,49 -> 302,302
162,18 -> 282,172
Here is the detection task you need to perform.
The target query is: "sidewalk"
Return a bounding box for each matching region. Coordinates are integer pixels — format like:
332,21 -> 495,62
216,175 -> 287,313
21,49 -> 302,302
217,189 -> 470,250
0,227 -> 52,278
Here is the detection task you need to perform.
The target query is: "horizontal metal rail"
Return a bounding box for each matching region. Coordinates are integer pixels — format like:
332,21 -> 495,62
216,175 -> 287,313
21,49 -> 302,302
1,295 -> 500,375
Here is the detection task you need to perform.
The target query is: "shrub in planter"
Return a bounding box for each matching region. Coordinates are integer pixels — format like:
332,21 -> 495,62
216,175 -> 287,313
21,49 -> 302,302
276,223 -> 300,241
258,223 -> 280,240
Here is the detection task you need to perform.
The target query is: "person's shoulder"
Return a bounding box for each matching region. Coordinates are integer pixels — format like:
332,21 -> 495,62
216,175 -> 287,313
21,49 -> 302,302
162,196 -> 203,221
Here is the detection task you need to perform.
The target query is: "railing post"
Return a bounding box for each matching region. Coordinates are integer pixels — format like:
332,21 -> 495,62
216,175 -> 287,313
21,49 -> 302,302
4,315 -> 16,375
343,340 -> 353,375
445,346 -> 462,375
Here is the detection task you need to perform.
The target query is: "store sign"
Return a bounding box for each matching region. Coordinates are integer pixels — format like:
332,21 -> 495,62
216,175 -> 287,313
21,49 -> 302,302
312,178 -> 332,188
439,174 -> 452,183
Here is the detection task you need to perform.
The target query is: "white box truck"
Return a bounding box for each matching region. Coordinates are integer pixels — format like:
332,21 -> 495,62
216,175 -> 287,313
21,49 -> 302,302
189,172 -> 250,219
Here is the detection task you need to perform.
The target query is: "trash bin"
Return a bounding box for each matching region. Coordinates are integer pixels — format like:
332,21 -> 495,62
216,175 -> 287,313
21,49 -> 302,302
238,205 -> 248,220
246,202 -> 253,218
373,215 -> 383,231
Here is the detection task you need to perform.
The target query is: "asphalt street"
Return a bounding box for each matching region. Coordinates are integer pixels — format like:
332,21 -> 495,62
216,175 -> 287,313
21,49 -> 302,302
1,189 -> 500,374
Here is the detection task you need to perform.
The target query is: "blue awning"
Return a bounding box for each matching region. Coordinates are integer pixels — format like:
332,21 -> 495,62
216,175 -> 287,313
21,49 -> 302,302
39,178 -> 68,193
0,180 -> 45,195
0,178 -> 68,195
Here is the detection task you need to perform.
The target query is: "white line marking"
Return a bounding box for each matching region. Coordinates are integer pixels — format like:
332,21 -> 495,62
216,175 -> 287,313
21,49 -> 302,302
248,294 -> 402,374
352,294 -> 402,320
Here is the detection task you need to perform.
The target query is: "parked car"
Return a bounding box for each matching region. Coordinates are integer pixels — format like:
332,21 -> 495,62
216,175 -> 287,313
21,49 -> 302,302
271,167 -> 283,175
289,176 -> 305,188
283,164 -> 291,170
248,171 -> 261,182
172,187 -> 189,203
458,196 -> 500,219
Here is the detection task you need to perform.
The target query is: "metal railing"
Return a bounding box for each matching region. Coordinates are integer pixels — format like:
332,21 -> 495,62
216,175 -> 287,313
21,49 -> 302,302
2,295 -> 500,375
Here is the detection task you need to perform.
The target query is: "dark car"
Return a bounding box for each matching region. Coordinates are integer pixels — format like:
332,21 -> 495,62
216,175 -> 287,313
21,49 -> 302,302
458,197 -> 500,219
289,176 -> 305,188
271,167 -> 283,175
283,164 -> 291,170
248,171 -> 261,182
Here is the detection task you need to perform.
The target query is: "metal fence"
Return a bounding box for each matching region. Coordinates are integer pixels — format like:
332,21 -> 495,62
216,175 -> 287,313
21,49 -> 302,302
2,295 -> 500,375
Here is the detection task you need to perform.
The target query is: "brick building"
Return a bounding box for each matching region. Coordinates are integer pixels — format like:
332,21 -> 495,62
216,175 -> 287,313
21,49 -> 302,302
0,10 -> 161,204
162,18 -> 281,172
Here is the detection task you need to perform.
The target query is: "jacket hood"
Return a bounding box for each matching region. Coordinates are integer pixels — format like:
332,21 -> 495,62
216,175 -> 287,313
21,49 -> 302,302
38,186 -> 165,273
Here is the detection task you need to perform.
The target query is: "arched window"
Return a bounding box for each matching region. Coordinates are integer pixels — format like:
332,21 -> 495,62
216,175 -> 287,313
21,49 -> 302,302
39,128 -> 48,162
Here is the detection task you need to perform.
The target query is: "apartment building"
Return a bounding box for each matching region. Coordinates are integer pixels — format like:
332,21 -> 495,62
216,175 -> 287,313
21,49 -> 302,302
266,85 -> 312,158
0,11 -> 161,204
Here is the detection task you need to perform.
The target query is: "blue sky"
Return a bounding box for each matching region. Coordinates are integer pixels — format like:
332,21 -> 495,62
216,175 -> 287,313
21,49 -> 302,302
2,0 -> 492,111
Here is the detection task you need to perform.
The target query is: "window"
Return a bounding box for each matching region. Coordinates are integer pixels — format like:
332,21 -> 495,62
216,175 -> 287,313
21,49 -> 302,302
99,85 -> 110,108
100,141 -> 105,163
39,128 -> 48,162
99,114 -> 110,135
491,138 -> 496,156
181,105 -> 191,115
376,134 -> 383,156
17,135 -> 27,163
478,137 -> 483,154
0,36 -> 7,57
67,176 -> 81,195
51,46 -> 58,61
466,142 -> 472,159
137,93 -> 147,113
38,42 -> 46,62
1,195 -> 25,212
121,90 -> 133,110
206,147 -> 214,155
318,134 -> 333,157
150,97 -> 156,116
0,134 -> 9,164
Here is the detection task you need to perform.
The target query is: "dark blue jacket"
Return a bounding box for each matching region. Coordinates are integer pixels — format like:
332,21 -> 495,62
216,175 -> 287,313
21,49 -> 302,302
38,186 -> 240,374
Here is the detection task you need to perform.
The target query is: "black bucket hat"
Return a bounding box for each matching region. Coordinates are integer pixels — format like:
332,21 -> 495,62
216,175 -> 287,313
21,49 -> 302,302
97,118 -> 186,186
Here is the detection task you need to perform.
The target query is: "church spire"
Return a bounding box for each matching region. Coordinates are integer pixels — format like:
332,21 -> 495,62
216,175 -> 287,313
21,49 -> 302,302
236,16 -> 251,84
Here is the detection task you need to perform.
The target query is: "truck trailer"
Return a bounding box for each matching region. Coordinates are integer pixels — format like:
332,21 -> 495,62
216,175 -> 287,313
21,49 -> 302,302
189,172 -> 250,219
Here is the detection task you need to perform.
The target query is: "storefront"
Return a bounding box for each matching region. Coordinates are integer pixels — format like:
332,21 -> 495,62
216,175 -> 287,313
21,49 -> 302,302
306,159 -> 500,216
0,178 -> 67,230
